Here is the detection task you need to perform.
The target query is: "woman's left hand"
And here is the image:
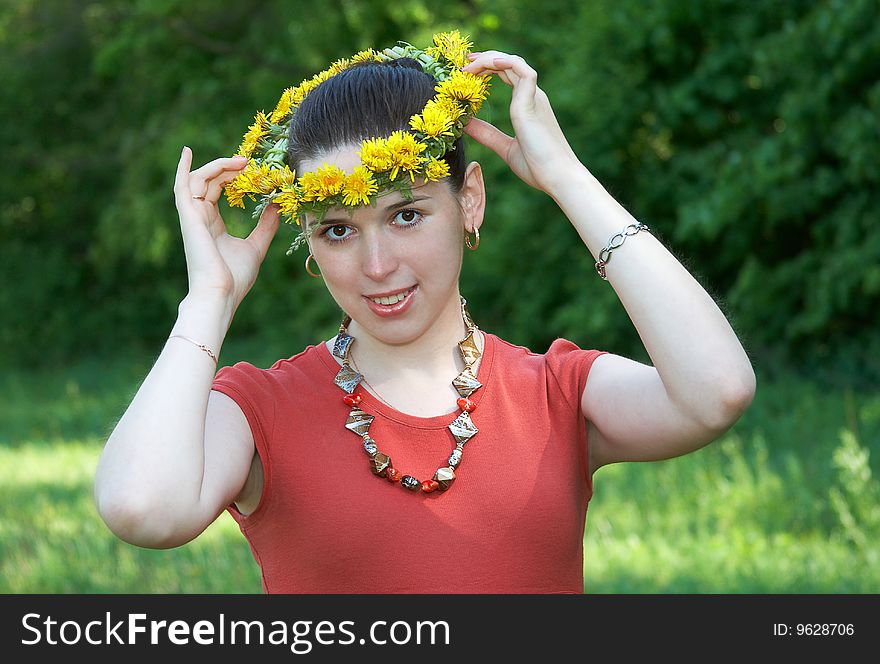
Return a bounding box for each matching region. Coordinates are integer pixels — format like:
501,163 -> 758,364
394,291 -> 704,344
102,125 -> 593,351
461,50 -> 582,195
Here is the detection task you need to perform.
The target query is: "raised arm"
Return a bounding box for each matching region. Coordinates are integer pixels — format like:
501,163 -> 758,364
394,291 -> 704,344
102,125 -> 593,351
461,51 -> 756,473
94,148 -> 280,548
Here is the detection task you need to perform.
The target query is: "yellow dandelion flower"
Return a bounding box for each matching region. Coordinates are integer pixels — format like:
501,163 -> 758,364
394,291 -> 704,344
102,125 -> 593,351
327,57 -> 352,76
359,137 -> 394,172
433,95 -> 466,123
316,164 -> 347,198
268,165 -> 296,190
310,68 -> 334,87
298,171 -> 323,201
235,162 -> 277,195
435,70 -> 490,114
291,79 -> 318,106
236,111 -> 269,158
274,187 -> 300,217
424,156 -> 451,182
409,99 -> 456,138
227,161 -> 261,195
350,48 -> 379,63
231,161 -> 294,197
426,30 -> 474,69
224,180 -> 246,209
342,166 -> 379,207
385,130 -> 427,181
257,163 -> 279,194
299,164 -> 346,201
269,88 -> 296,124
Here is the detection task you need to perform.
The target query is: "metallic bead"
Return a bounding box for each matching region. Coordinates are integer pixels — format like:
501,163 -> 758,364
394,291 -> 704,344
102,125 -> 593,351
370,452 -> 391,476
452,366 -> 482,397
400,475 -> 421,490
432,466 -> 456,491
448,411 -> 478,445
333,333 -> 354,359
345,407 -> 374,436
334,363 -> 363,393
448,448 -> 462,468
458,330 -> 481,367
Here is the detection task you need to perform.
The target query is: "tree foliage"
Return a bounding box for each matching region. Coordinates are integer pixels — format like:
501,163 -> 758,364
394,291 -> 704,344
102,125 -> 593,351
2,0 -> 877,387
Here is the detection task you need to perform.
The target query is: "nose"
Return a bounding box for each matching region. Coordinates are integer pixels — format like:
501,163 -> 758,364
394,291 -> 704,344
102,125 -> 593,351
361,230 -> 399,282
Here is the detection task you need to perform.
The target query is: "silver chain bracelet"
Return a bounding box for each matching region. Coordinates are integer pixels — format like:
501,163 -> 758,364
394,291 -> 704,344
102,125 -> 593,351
595,222 -> 651,280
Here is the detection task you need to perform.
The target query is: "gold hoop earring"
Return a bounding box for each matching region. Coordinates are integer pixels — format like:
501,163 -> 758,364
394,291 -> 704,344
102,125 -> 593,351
305,253 -> 322,278
464,227 -> 480,251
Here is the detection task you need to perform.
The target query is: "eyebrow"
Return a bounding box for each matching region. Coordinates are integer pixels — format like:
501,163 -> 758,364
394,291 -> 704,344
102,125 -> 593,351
318,195 -> 433,225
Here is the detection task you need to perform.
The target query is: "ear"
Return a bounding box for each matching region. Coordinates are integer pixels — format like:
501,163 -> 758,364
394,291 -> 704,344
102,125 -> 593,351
459,161 -> 486,233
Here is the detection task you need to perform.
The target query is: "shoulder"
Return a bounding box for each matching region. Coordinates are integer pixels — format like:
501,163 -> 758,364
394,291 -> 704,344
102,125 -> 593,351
490,333 -> 602,357
489,332 -> 608,405
214,343 -> 327,387
490,332 -> 606,367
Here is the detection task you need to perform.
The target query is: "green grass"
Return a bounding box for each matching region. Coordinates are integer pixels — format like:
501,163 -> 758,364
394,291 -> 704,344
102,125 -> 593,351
585,372 -> 880,592
0,439 -> 262,593
1,347 -> 878,593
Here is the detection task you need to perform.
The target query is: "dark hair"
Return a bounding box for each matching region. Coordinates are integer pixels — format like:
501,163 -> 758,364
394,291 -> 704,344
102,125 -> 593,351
287,58 -> 467,195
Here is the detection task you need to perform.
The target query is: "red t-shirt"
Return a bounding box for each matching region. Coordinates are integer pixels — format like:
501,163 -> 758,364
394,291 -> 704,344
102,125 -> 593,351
211,331 -> 607,593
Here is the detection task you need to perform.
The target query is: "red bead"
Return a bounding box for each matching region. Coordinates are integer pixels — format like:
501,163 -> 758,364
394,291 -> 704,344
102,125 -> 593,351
421,480 -> 440,493
457,397 -> 476,412
343,393 -> 363,406
386,467 -> 402,482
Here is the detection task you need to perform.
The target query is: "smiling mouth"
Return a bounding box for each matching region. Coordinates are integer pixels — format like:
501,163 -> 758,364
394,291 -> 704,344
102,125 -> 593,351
365,286 -> 416,306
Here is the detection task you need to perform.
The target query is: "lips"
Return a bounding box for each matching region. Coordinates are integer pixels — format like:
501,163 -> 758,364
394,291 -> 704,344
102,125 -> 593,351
363,285 -> 417,317
365,285 -> 416,305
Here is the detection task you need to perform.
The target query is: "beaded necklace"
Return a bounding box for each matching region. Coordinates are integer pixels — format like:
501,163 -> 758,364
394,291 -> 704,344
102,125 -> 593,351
332,296 -> 482,493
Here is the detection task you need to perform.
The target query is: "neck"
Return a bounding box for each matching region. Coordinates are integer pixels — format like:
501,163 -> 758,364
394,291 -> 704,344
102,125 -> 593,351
344,291 -> 473,383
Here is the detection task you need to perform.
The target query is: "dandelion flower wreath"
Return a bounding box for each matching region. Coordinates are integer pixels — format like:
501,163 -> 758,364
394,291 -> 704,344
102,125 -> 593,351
223,31 -> 491,255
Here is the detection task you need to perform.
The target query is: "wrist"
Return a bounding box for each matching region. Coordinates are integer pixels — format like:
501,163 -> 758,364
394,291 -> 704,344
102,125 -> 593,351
177,292 -> 236,335
543,160 -> 594,203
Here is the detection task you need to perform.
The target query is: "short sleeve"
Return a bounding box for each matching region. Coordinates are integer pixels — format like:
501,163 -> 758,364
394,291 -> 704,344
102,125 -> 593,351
211,361 -> 277,525
544,338 -> 609,499
544,338 -> 608,412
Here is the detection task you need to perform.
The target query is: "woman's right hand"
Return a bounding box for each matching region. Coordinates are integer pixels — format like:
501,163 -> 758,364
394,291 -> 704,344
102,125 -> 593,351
173,146 -> 281,311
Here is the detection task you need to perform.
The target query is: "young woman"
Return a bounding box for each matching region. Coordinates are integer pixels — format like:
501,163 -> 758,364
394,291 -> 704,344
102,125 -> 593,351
94,37 -> 756,593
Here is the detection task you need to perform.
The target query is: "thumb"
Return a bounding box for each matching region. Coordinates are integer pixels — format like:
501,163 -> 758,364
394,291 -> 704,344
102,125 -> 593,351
247,203 -> 281,262
463,117 -> 514,162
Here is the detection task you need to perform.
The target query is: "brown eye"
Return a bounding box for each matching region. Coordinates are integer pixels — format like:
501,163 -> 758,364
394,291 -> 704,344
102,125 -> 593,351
320,224 -> 353,243
394,209 -> 424,227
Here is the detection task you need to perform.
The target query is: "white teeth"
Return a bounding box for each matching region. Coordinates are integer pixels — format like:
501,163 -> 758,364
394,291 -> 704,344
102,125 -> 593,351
370,287 -> 413,306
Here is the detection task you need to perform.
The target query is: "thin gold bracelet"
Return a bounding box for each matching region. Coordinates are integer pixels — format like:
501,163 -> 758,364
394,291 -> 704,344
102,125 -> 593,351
169,334 -> 218,365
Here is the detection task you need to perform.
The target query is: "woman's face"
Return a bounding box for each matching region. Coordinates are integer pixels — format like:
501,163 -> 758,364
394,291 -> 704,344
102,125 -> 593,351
303,144 -> 484,346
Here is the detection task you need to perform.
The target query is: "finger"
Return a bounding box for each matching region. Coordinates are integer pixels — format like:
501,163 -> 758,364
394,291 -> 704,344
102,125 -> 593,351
203,166 -> 248,204
189,155 -> 249,197
492,57 -> 538,113
463,117 -> 514,161
465,49 -> 514,67
465,52 -> 538,107
246,203 -> 281,263
174,147 -> 216,250
463,50 -> 521,78
465,59 -> 516,87
173,146 -> 194,205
